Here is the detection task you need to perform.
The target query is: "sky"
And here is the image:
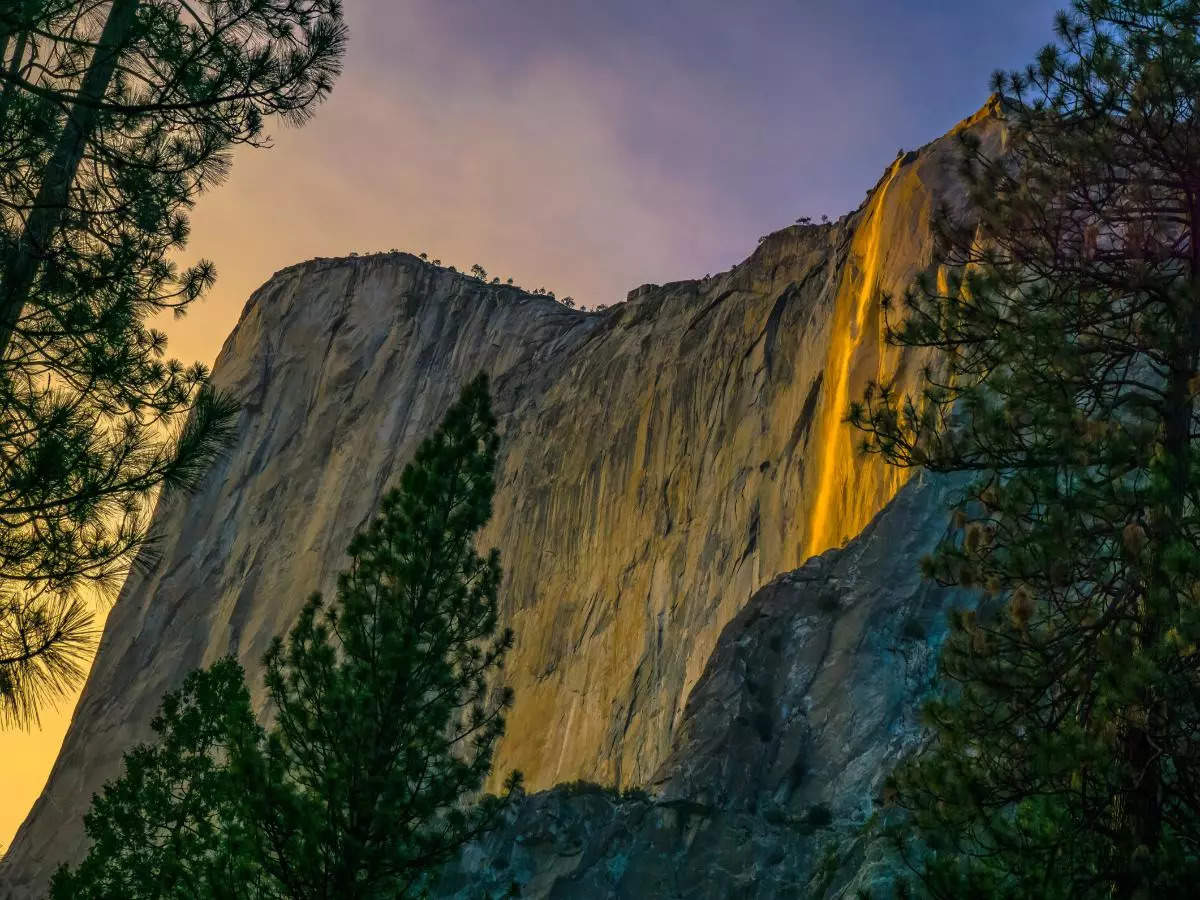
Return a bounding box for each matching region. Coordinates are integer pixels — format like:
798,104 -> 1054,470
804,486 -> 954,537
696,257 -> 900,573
0,0 -> 1060,853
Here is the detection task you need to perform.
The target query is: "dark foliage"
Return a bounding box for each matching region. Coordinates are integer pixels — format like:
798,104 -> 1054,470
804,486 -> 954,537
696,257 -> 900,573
0,0 -> 345,724
852,2 -> 1200,895
53,376 -> 520,899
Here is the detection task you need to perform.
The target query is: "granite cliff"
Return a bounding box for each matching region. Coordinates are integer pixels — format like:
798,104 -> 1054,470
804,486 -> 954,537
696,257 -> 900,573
1,101 -> 1002,897
436,473 -> 964,899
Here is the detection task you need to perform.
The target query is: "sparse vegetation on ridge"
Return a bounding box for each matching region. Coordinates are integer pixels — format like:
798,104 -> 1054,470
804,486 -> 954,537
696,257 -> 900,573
346,249 -> 599,311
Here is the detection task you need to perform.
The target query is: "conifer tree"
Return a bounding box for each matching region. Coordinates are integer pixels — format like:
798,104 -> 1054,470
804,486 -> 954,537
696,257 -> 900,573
0,0 -> 345,724
851,2 -> 1200,895
48,658 -> 270,900
251,373 -> 519,899
53,375 -> 520,899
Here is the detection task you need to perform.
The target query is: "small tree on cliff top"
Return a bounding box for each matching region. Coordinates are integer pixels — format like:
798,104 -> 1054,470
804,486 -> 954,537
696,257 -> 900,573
852,2 -> 1200,895
52,375 -> 521,899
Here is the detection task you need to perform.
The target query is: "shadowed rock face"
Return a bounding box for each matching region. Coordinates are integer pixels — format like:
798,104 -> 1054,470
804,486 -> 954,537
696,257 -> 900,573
435,474 -> 966,899
2,102 -> 1000,897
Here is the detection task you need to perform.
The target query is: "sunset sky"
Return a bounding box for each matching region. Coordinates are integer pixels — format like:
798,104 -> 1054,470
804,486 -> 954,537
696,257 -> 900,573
2,0 -> 1058,851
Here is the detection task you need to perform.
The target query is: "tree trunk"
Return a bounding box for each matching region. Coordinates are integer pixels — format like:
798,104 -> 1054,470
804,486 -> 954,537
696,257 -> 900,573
1115,194 -> 1200,898
0,3 -> 37,133
0,25 -> 29,113
0,0 -> 140,362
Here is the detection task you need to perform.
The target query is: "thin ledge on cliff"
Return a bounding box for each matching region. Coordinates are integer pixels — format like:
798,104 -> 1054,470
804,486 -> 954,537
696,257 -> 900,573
0,99 -> 1004,898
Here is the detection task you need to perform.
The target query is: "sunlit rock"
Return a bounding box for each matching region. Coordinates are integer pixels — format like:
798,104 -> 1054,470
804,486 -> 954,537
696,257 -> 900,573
436,474 -> 967,898
1,100 -> 1001,897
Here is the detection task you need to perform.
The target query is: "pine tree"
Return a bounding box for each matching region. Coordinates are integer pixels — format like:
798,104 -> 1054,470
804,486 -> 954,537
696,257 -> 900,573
0,0 -> 345,724
48,658 -> 270,900
253,373 -> 520,899
53,375 -> 520,899
852,3 -> 1200,895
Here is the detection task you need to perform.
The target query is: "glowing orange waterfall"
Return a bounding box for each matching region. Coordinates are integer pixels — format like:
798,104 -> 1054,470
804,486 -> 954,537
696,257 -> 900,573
803,159 -> 905,559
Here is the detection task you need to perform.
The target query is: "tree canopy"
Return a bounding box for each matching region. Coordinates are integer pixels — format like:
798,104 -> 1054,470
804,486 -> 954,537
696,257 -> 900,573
0,0 -> 345,724
53,375 -> 521,899
852,2 -> 1200,894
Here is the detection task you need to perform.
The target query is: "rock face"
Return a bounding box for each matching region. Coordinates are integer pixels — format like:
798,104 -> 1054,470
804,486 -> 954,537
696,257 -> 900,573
1,101 -> 1002,897
435,473 -> 965,899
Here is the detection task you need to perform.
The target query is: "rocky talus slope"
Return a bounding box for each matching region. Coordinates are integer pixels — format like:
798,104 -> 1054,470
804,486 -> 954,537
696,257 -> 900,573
2,101 -> 1001,897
